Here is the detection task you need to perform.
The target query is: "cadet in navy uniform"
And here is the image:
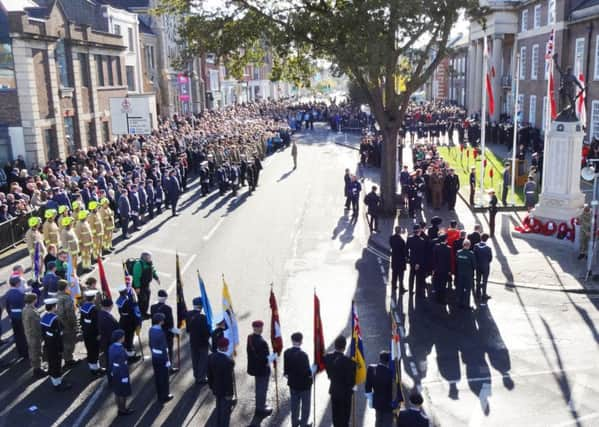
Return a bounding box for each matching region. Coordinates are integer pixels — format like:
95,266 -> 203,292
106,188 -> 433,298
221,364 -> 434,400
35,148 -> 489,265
186,297 -> 211,384
108,329 -> 134,416
80,290 -> 104,376
406,225 -> 427,297
389,226 -> 407,293
208,337 -> 235,427
99,298 -> 119,369
365,351 -> 398,427
40,298 -> 71,391
348,175 -> 362,216
247,320 -> 274,417
396,391 -> 429,427
473,233 -> 493,303
283,332 -> 313,427
149,313 -> 174,402
116,285 -> 139,359
165,169 -> 181,216
4,277 -> 28,359
150,289 -> 179,372
118,189 -> 131,239
324,335 -> 356,427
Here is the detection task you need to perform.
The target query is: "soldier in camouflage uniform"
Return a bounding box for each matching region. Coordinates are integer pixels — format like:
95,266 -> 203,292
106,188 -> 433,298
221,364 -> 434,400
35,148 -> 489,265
578,205 -> 592,260
22,292 -> 46,377
56,280 -> 78,368
99,198 -> 115,252
76,210 -> 93,271
88,201 -> 104,260
43,209 -> 61,248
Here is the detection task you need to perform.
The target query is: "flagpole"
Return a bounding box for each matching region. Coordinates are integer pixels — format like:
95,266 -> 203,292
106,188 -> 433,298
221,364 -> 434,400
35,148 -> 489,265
542,28 -> 556,194
511,54 -> 520,206
479,36 -> 488,207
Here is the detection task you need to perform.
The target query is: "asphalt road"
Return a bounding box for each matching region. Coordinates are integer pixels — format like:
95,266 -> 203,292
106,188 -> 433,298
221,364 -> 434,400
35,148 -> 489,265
2,126 -> 599,427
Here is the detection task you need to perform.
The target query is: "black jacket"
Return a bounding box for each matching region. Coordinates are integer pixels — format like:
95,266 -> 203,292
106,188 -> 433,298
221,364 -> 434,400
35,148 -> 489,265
397,408 -> 429,427
186,309 -> 210,349
324,351 -> 356,399
432,243 -> 451,274
247,333 -> 270,377
283,346 -> 313,391
389,234 -> 407,270
365,363 -> 393,412
98,310 -> 119,351
207,351 -> 235,397
406,234 -> 427,266
150,302 -> 174,338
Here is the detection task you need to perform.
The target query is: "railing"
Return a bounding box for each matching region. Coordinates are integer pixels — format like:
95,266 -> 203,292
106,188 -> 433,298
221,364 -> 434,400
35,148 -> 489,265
0,210 -> 40,253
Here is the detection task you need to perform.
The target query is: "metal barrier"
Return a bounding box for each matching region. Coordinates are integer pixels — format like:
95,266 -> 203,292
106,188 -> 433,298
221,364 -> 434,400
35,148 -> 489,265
0,211 -> 39,253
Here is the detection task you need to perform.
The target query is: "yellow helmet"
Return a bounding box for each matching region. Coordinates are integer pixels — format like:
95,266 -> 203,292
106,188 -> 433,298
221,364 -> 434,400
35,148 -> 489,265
61,216 -> 73,227
44,209 -> 57,219
72,201 -> 80,210
78,210 -> 89,221
88,201 -> 98,211
58,205 -> 68,215
100,197 -> 109,206
28,217 -> 41,228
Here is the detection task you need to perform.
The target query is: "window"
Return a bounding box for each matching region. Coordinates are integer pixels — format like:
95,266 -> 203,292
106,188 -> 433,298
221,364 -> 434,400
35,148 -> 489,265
0,42 -> 16,89
78,53 -> 90,87
115,56 -> 122,85
575,38 -> 585,78
534,5 -> 541,29
150,46 -> 155,68
548,0 -> 556,24
95,55 -> 104,86
126,65 -> 135,91
520,46 -> 527,79
128,27 -> 134,52
592,101 -> 599,139
113,24 -> 121,35
55,39 -> 71,87
106,56 -> 114,85
145,46 -> 155,71
595,36 -> 599,80
209,69 -> 219,92
529,95 -> 537,126
87,121 -> 95,147
102,121 -> 109,144
63,117 -> 76,153
521,9 -> 528,32
531,44 -> 539,80
44,128 -> 58,161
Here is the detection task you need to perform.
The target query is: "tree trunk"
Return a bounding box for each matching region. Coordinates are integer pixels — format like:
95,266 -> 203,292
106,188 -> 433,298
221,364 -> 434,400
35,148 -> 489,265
380,126 -> 400,216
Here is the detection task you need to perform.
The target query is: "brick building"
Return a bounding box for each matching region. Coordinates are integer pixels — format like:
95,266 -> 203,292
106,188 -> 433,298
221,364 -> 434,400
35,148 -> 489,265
0,0 -> 127,167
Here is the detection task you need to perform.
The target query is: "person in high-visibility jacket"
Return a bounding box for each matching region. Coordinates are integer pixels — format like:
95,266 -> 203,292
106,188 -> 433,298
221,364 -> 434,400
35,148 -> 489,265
57,205 -> 69,236
76,210 -> 93,271
71,201 -> 81,228
88,201 -> 104,260
24,217 -> 46,273
43,209 -> 60,248
99,198 -> 115,252
60,217 -> 79,271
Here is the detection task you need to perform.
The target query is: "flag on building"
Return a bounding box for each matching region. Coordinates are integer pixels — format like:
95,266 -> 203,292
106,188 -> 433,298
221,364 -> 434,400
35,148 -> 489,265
577,72 -> 587,128
485,37 -> 496,116
269,288 -> 283,356
545,29 -> 557,120
390,312 -> 403,406
198,272 -> 213,333
222,275 -> 240,349
97,256 -> 112,299
314,291 -> 326,373
350,301 -> 367,385
175,254 -> 188,329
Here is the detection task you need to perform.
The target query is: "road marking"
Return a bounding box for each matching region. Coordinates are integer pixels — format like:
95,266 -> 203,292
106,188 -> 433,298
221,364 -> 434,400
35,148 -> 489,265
131,245 -> 189,256
366,246 -> 389,260
553,411 -> 599,426
204,218 -> 225,241
168,253 -> 198,294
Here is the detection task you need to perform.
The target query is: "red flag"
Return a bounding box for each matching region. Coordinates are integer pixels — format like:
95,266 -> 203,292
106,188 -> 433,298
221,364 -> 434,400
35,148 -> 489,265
485,38 -> 495,116
314,292 -> 326,373
549,72 -> 557,120
269,289 -> 283,355
97,256 -> 112,299
577,72 -> 587,128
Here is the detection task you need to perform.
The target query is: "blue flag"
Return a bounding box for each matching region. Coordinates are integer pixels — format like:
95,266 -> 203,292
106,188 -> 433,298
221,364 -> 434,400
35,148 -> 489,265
198,272 -> 213,333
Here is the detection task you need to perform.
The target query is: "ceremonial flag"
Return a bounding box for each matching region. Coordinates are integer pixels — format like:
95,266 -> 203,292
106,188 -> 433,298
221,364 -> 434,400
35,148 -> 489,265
577,72 -> 587,128
314,291 -> 326,373
123,261 -> 142,322
66,253 -> 73,284
350,301 -> 366,385
97,256 -> 112,299
546,29 -> 557,120
33,242 -> 41,280
390,313 -> 403,407
222,275 -> 240,349
198,272 -> 213,333
485,37 -> 495,116
269,288 -> 283,356
175,254 -> 188,329
123,261 -> 132,289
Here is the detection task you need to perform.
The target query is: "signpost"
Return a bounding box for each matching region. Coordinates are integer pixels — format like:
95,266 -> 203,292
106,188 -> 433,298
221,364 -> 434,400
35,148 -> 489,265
109,95 -> 156,135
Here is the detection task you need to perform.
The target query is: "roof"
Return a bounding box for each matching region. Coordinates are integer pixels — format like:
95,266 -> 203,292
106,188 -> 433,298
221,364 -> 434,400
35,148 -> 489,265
0,0 -> 39,12
99,0 -> 149,11
138,16 -> 154,34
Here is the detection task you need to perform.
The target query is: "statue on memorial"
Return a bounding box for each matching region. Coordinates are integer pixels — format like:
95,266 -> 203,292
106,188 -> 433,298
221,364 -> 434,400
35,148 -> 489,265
553,54 -> 585,122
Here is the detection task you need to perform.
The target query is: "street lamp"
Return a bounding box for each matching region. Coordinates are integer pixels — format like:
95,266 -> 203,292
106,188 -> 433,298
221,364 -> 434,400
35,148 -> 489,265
581,160 -> 599,280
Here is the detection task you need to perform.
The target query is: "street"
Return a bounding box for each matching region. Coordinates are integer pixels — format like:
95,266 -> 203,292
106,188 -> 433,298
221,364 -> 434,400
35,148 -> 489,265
1,126 -> 599,427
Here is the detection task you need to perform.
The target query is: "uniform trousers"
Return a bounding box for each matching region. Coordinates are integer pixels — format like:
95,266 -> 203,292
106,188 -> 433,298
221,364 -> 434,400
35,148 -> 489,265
390,266 -> 405,290
408,264 -> 426,296
11,318 -> 28,358
375,410 -> 393,427
290,388 -> 311,427
191,345 -> 209,382
458,278 -> 473,307
47,349 -> 62,379
138,287 -> 151,316
123,327 -> 135,354
331,395 -> 352,427
169,197 -> 178,216
254,374 -> 269,412
62,331 -> 76,362
215,396 -> 232,427
432,271 -> 449,302
152,360 -> 170,401
83,334 -> 100,365
476,267 -> 490,298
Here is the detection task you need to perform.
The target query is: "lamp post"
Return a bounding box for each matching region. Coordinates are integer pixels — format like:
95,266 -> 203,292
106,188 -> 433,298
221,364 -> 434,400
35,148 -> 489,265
581,159 -> 599,280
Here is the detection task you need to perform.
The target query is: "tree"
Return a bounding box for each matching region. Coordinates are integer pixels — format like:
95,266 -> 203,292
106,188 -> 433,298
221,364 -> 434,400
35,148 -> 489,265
159,0 -> 483,213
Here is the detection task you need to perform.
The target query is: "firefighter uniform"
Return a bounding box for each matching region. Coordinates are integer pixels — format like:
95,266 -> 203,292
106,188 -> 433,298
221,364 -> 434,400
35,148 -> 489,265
24,217 -> 46,272
88,201 -> 104,260
43,209 -> 61,248
76,210 -> 94,270
60,217 -> 79,270
100,198 -> 115,251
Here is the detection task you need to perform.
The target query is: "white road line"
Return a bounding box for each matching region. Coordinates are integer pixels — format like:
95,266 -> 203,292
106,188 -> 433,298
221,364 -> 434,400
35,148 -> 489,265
365,246 -> 388,259
131,245 -> 189,256
168,253 -> 198,294
553,411 -> 599,426
468,382 -> 491,427
203,218 -> 225,241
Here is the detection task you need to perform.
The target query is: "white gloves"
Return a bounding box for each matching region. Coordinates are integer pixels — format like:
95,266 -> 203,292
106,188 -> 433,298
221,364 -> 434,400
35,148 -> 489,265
121,378 -> 129,384
311,364 -> 318,375
170,327 -> 181,335
267,353 -> 277,363
166,360 -> 171,368
365,392 -> 373,408
352,385 -> 358,392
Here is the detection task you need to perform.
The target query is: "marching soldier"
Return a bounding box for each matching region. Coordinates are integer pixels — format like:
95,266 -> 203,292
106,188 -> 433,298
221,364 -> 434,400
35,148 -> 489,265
324,335 -> 356,427
108,329 -> 135,416
4,276 -> 28,360
76,210 -> 93,272
116,285 -> 140,360
149,312 -> 174,402
406,224 -> 427,297
80,290 -> 104,376
56,280 -> 78,368
60,217 -> 79,271
186,297 -> 211,384
247,320 -> 274,418
40,298 -> 72,391
43,209 -> 61,248
24,216 -> 46,273
88,201 -> 104,261
150,289 -> 179,372
456,240 -> 476,310
208,337 -> 235,427
474,234 -> 493,303
99,298 -> 119,369
23,292 -> 46,377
